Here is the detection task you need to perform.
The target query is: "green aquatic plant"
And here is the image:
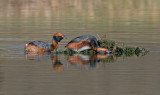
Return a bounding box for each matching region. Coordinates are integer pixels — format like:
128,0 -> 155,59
97,39 -> 149,57
52,39 -> 149,57
98,39 -> 115,51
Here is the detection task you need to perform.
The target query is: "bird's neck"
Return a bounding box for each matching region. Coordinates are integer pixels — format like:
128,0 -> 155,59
52,39 -> 58,46
50,39 -> 58,51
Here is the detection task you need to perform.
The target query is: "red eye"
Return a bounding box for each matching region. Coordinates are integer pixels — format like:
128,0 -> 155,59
60,35 -> 64,37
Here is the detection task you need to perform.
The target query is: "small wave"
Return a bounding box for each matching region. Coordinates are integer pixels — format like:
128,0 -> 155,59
0,45 -> 24,49
0,38 -> 24,41
149,51 -> 160,52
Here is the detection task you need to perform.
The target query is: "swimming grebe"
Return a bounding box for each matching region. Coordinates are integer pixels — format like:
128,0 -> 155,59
25,32 -> 64,53
65,35 -> 109,54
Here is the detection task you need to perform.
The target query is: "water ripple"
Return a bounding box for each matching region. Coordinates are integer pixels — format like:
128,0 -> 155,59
0,38 -> 24,41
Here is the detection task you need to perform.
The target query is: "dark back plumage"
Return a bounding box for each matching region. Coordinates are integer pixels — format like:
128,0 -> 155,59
25,32 -> 64,53
66,35 -> 100,48
28,41 -> 52,50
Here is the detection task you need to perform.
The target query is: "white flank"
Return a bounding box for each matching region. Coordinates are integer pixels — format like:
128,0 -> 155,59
77,46 -> 91,52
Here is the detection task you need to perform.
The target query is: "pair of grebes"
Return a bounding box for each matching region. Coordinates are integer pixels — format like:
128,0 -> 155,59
25,32 -> 109,54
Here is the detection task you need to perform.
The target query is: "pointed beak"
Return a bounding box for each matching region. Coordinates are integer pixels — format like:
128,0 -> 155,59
107,50 -> 112,54
104,49 -> 111,54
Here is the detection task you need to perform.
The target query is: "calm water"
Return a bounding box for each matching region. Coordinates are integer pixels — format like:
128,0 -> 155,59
0,0 -> 160,95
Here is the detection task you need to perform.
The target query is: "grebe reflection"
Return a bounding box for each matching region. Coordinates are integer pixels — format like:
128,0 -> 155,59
25,53 -> 116,71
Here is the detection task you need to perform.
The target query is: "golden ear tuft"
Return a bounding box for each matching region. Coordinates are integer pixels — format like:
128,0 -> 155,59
53,32 -> 58,36
53,32 -> 64,37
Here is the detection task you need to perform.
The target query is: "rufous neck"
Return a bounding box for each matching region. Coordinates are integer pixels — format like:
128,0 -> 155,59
52,39 -> 58,45
49,40 -> 58,51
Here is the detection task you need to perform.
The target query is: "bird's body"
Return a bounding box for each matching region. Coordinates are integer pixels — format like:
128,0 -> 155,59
25,32 -> 64,53
66,35 -> 109,54
25,41 -> 52,51
66,35 -> 100,52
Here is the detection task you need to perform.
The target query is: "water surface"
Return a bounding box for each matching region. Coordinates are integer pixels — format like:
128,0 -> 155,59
0,0 -> 160,95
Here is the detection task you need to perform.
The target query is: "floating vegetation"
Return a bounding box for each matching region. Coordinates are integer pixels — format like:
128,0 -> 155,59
97,39 -> 149,57
53,39 -> 149,57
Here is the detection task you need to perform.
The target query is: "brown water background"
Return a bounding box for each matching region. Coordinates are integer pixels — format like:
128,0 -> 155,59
0,0 -> 160,95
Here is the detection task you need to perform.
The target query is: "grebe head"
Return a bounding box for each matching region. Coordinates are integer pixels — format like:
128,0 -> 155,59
53,32 -> 65,43
96,48 -> 111,54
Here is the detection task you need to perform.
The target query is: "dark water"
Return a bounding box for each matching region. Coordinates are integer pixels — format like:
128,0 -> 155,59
0,0 -> 160,95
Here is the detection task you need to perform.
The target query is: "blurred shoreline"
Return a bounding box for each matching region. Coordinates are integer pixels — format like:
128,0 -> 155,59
0,0 -> 159,20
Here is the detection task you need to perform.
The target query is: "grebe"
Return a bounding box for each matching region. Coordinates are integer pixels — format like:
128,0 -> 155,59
25,32 -> 64,53
65,35 -> 110,54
